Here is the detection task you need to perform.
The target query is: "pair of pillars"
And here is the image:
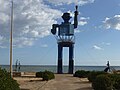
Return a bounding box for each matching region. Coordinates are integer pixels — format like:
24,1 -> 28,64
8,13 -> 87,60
57,43 -> 74,74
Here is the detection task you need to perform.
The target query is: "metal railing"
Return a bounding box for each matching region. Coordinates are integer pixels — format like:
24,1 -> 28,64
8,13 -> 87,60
57,35 -> 75,43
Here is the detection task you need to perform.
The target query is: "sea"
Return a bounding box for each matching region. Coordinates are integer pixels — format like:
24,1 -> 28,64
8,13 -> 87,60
0,65 -> 120,73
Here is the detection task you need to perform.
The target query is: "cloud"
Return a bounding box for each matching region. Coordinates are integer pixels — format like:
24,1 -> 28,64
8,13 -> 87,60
0,35 -> 4,42
0,12 -> 9,24
71,16 -> 89,33
78,17 -> 90,26
71,16 -> 89,27
0,0 -> 10,24
46,0 -> 95,6
102,42 -> 111,46
92,42 -> 111,51
0,46 -> 7,49
0,0 -> 94,48
103,15 -> 120,30
92,45 -> 103,50
78,0 -> 95,6
0,35 -> 8,48
75,29 -> 82,33
13,37 -> 35,48
0,0 -> 62,48
0,35 -> 4,45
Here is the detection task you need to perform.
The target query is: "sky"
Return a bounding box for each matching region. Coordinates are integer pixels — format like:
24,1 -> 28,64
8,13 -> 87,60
0,0 -> 120,66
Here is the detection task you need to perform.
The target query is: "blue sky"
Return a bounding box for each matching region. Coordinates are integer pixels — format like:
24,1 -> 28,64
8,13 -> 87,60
0,0 -> 120,66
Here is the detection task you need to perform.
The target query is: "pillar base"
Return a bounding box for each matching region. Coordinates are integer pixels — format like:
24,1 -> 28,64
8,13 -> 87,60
68,59 -> 74,74
57,59 -> 63,74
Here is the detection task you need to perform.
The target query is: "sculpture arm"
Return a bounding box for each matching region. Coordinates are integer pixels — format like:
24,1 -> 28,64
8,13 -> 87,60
74,5 -> 78,28
51,24 -> 59,35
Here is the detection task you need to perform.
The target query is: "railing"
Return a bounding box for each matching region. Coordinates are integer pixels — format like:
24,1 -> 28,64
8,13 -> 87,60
57,35 -> 75,43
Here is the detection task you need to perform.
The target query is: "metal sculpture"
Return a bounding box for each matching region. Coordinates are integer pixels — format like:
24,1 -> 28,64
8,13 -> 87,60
51,6 -> 78,74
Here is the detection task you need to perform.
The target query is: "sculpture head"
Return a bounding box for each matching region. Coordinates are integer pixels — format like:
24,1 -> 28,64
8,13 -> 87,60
62,13 -> 71,23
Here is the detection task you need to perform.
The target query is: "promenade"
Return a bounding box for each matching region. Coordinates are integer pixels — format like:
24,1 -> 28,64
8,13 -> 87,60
14,74 -> 92,90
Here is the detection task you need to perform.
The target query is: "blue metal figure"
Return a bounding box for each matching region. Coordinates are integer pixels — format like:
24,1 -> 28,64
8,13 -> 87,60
51,6 -> 78,74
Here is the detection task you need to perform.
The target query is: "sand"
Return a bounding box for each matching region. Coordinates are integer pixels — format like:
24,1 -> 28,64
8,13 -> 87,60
14,73 -> 93,90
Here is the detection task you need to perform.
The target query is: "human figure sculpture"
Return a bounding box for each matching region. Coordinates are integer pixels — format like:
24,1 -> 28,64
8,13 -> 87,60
51,6 -> 78,74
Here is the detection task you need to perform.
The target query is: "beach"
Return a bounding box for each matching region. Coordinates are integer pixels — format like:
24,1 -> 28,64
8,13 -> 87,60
14,73 -> 92,90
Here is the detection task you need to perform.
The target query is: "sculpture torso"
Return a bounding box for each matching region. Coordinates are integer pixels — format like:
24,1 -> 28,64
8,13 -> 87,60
58,22 -> 74,36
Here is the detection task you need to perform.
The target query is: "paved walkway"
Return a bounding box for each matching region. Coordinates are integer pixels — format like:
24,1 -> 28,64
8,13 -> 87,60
15,74 -> 93,90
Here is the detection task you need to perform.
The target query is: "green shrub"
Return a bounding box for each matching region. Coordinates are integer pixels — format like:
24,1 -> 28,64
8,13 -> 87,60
43,71 -> 55,81
42,72 -> 50,81
36,70 -> 55,81
96,74 -> 120,90
36,71 -> 44,78
74,70 -> 90,78
113,77 -> 120,90
92,75 -> 112,90
88,71 -> 107,82
108,74 -> 120,90
0,68 -> 20,90
107,74 -> 120,84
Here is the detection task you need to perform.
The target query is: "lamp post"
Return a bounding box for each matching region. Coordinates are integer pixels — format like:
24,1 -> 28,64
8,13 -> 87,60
10,0 -> 13,77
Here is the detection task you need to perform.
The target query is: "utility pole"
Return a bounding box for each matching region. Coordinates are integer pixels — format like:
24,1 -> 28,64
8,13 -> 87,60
10,0 -> 13,77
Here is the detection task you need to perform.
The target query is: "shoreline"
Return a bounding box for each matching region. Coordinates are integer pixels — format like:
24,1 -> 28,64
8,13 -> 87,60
0,65 -> 114,74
